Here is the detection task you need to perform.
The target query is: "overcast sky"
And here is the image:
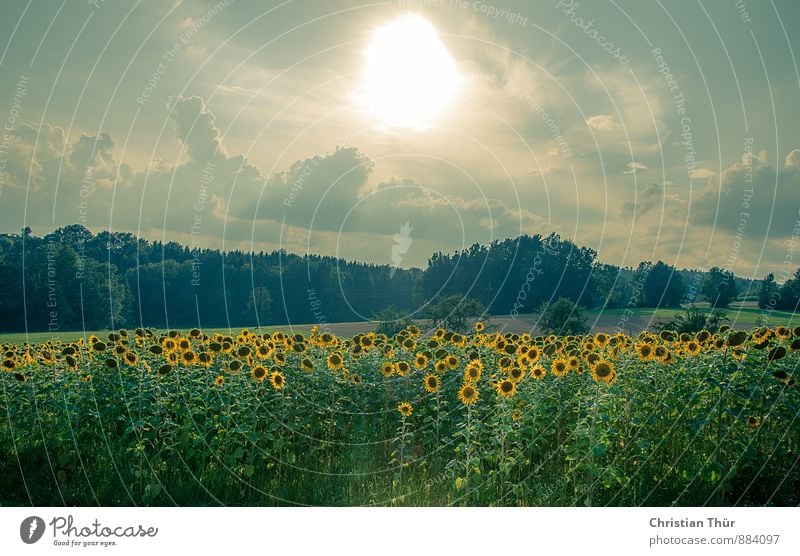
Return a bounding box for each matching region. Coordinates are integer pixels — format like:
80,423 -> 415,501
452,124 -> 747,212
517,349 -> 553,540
1,0 -> 799,279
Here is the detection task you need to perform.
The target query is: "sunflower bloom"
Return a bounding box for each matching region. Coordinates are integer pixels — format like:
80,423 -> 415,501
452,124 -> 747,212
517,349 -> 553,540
496,379 -> 516,399
326,352 -> 344,370
551,358 -> 569,377
270,370 -> 286,390
381,361 -> 395,378
423,373 -> 441,393
397,401 -> 413,417
591,360 -> 616,384
458,383 -> 479,406
251,365 -> 267,382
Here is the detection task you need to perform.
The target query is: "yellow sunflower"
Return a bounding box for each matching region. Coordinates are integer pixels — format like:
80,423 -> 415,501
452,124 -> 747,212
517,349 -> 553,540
251,365 -> 267,382
591,360 -> 616,384
508,366 -> 525,383
326,352 -> 344,370
381,361 -> 395,378
551,358 -> 569,377
685,341 -> 701,355
594,332 -> 609,347
181,351 -> 198,366
423,373 -> 441,393
567,356 -> 581,373
496,379 -> 516,399
395,360 -> 411,377
636,343 -> 653,361
256,344 -> 271,359
464,362 -> 482,383
214,375 -> 225,387
397,401 -> 413,417
270,370 -> 286,390
458,383 -> 479,406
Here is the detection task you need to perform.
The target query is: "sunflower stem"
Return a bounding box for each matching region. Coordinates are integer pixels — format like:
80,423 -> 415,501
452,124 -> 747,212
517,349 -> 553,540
465,404 -> 472,506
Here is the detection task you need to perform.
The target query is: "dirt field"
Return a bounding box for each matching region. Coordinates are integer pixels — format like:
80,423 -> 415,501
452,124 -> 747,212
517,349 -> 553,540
2,306 -> 795,344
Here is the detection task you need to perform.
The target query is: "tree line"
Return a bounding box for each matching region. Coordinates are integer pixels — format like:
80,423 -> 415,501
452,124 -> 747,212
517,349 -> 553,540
0,224 -> 785,333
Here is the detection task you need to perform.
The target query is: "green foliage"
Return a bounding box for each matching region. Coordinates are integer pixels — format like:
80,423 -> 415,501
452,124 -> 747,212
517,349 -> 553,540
416,233 -> 599,314
1,326 -> 798,506
537,297 -> 589,335
0,225 -> 420,331
247,286 -> 273,318
373,305 -> 413,336
702,267 -> 738,308
634,260 -> 685,308
770,268 -> 800,311
653,305 -> 728,333
758,273 -> 778,309
0,225 -> 795,335
423,295 -> 485,332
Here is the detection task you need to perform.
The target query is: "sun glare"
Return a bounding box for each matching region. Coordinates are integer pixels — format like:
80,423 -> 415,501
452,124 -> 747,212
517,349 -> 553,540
357,15 -> 462,130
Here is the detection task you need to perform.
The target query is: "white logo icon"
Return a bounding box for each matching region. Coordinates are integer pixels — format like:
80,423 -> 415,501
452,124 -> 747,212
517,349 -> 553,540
390,222 -> 413,277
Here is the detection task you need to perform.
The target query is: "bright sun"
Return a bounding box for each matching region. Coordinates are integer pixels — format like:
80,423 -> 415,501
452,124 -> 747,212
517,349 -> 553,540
357,15 -> 462,130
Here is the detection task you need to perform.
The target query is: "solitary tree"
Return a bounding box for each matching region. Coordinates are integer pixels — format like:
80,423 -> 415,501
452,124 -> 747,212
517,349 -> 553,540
701,267 -> 738,308
758,273 -> 778,309
537,297 -> 589,335
653,305 -> 728,334
423,295 -> 485,332
635,261 -> 685,307
374,305 -> 413,337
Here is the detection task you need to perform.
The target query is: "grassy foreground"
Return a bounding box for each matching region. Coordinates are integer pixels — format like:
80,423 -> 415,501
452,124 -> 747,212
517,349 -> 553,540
1,324 -> 798,506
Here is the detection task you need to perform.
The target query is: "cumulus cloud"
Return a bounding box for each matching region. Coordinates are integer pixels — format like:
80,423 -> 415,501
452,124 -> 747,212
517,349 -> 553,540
166,95 -> 227,163
691,148 -> 800,238
622,161 -> 647,174
689,168 -> 716,180
0,96 -> 541,264
585,114 -> 616,131
785,149 -> 800,168
622,181 -> 685,219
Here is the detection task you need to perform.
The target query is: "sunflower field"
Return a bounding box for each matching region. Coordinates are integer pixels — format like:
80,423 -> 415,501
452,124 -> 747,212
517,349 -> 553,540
1,323 -> 799,506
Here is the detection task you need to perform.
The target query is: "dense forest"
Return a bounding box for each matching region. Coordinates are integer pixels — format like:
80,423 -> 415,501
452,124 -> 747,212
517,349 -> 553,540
0,224 -> 794,332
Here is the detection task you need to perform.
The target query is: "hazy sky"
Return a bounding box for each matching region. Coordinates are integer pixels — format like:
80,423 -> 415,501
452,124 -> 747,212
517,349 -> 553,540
1,0 -> 799,279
